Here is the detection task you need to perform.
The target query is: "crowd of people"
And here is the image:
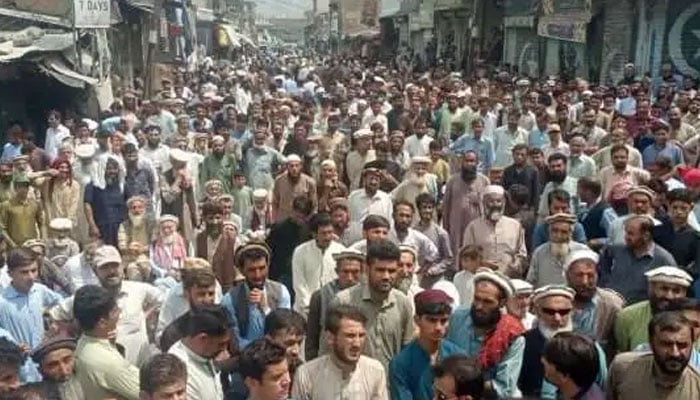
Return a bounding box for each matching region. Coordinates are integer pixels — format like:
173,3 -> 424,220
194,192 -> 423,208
0,52 -> 699,400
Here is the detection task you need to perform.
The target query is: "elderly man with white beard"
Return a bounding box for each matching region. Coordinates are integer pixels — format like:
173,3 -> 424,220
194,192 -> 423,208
150,215 -> 187,280
391,156 -> 438,209
462,185 -> 528,277
526,213 -> 589,288
117,196 -> 156,254
518,285 -> 608,399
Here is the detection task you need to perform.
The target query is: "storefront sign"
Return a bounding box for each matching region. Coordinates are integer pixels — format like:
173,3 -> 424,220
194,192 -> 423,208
538,16 -> 587,43
73,0 -> 111,28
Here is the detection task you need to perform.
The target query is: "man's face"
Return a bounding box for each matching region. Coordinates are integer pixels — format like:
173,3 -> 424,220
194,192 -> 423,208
160,221 -> 177,237
418,203 -> 434,222
649,282 -> 687,311
416,313 -> 449,343
287,161 -> 302,178
548,159 -> 566,176
569,137 -> 585,155
432,374 -> 460,400
0,165 -> 12,183
13,183 -> 29,199
212,141 -> 225,155
536,296 -> 573,330
507,293 -> 531,319
199,332 -> 231,359
364,171 -> 381,193
9,262 -> 38,292
548,221 -> 572,243
669,200 -> 693,226
129,200 -> 146,217
268,329 -> 303,368
147,381 -> 187,400
330,317 -> 366,365
95,262 -> 123,289
105,162 -> 120,180
690,100 -> 700,114
628,193 -> 652,214
398,252 -> 415,280
315,224 -> 335,248
471,282 -> 503,327
654,129 -> 669,145
611,149 -> 629,169
567,261 -> 598,301
247,359 -> 290,400
330,208 -> 349,230
583,111 -> 596,126
549,198 -> 570,215
669,108 -> 682,124
186,284 -> 216,307
367,259 -> 399,293
624,220 -> 648,249
206,212 -> 223,234
147,129 -> 161,146
394,204 -> 413,232
40,348 -> 74,382
243,257 -> 268,288
336,260 -> 362,289
0,362 -> 19,394
651,325 -> 692,376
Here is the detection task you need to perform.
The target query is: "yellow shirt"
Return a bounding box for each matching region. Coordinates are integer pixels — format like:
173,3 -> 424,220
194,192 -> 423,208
0,197 -> 43,247
74,335 -> 140,400
431,158 -> 451,185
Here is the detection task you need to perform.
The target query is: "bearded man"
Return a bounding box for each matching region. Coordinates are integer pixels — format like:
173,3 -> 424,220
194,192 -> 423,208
26,336 -> 83,399
442,150 -> 490,255
462,185 -> 527,277
527,213 -> 589,287
200,135 -> 236,194
391,156 -> 438,210
151,215 -> 187,278
242,125 -> 285,191
195,201 -> 241,291
161,149 -> 198,242
117,196 -> 155,254
84,155 -> 126,246
518,285 -> 608,399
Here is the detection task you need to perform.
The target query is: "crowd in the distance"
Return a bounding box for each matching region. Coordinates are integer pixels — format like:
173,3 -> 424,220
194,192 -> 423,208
0,52 -> 699,400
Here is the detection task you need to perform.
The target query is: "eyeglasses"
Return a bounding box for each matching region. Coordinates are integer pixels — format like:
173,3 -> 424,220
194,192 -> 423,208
541,307 -> 572,317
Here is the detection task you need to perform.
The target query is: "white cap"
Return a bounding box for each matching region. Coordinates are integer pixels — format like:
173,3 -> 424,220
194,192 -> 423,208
510,279 -> 534,295
563,249 -> 599,273
93,245 -> 122,267
253,189 -> 268,199
82,118 -> 98,131
321,159 -> 336,168
332,248 -> 365,262
353,128 -> 374,139
75,144 -> 96,159
49,218 -> 72,231
411,156 -> 431,165
473,268 -> 514,298
484,185 -> 505,196
286,154 -> 302,163
645,266 -> 693,288
159,214 -> 179,225
532,285 -> 576,304
170,148 -> 190,163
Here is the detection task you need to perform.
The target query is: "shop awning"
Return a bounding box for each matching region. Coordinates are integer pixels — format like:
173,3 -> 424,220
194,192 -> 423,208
39,56 -> 98,88
0,31 -> 74,63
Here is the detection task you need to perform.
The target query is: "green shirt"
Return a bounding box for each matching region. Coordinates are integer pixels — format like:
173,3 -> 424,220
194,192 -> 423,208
614,300 -> 652,353
0,197 -> 42,247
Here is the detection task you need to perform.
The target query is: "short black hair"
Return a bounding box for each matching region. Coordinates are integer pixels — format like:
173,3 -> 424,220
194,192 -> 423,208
6,248 -> 36,271
291,195 -> 314,216
548,188 -> 571,208
239,338 -> 288,382
325,305 -> 367,334
610,144 -> 629,156
548,152 -> 568,165
181,305 -> 229,337
393,199 -> 415,214
512,143 -> 528,154
577,177 -> 602,198
140,353 -> 187,394
122,142 -> 138,154
264,309 -> 306,337
202,201 -> 224,217
0,337 -> 25,370
649,311 -> 692,342
543,332 -> 600,390
415,192 -> 436,209
73,285 -> 117,331
308,213 -> 333,233
667,188 -> 696,205
362,214 -> 390,231
366,239 -> 401,265
432,355 -> 484,399
508,184 -> 530,206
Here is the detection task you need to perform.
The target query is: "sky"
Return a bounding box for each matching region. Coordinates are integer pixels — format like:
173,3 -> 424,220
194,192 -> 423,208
253,0 -> 312,19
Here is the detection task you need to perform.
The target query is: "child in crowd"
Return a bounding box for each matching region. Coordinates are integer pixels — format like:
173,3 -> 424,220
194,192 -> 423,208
453,244 -> 483,307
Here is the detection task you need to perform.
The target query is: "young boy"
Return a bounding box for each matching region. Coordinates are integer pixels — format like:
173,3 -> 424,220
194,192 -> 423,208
429,141 -> 450,188
414,193 -> 453,277
452,244 -> 483,307
230,169 -> 253,230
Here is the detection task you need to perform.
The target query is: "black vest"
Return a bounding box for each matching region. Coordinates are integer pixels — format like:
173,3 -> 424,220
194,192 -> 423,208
518,328 -> 547,397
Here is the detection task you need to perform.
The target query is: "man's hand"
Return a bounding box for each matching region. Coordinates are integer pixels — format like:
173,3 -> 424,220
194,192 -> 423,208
248,288 -> 263,304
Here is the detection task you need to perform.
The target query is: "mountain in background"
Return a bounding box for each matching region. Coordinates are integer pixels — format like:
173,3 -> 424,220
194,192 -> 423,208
253,0 -> 312,19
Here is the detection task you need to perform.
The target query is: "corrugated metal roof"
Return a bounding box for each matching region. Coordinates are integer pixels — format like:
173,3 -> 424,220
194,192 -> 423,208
0,32 -> 74,63
0,7 -> 72,28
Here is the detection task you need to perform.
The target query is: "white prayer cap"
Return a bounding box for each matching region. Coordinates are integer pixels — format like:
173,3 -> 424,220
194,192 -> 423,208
510,279 -> 534,295
563,249 -> 599,273
211,135 -> 226,144
516,78 -> 531,86
353,128 -> 374,139
411,156 -> 431,165
581,90 -> 594,97
645,266 -> 693,288
82,118 -> 98,131
159,214 -> 180,225
169,148 -> 190,164
274,74 -> 285,81
473,268 -> 514,298
74,144 -> 96,159
253,189 -> 268,199
321,159 -> 336,168
49,218 -> 72,231
286,154 -> 302,163
483,185 -> 505,197
532,285 -> 576,304
398,244 -> 418,259
373,76 -> 386,84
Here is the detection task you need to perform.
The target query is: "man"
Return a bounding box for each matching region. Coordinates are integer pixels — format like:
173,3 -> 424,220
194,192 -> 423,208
542,123 -> 569,158
157,265 -> 219,350
653,188 -> 700,272
642,123 -> 684,168
50,245 -> 164,366
250,188 -> 272,234
272,154 -> 317,223
347,164 -> 393,224
329,200 -> 362,246
443,150 -> 490,255
150,215 -> 187,276
139,353 -> 187,400
614,266 -> 692,352
263,309 -> 306,384
493,111 -> 528,168
570,109 -> 607,152
563,250 -> 623,357
390,289 -> 465,399
683,96 -> 700,131
239,338 -> 291,400
29,336 -> 83,399
346,129 -> 377,190
527,213 -> 589,287
84,156 -> 126,246
537,153 -> 578,222
606,186 -> 660,246
502,144 -> 539,210
291,212 -> 345,319
414,192 -> 454,275
591,128 -> 643,170
405,118 -> 434,158
391,201 -> 442,277
73,285 -> 140,399
432,355 -> 485,400
669,106 -> 697,143
541,332 -> 605,400
449,119 -> 494,175
0,337 -> 24,394
122,142 -> 156,211
195,202 -> 240,291
598,144 -> 649,198
600,215 -> 677,304
518,285 -> 607,399
392,156 -> 438,207
332,239 -> 413,370
139,125 -> 171,173
507,279 -> 536,329
567,134 -> 597,179
305,249 -> 364,360
608,312 -> 700,399
22,238 -> 73,295
44,110 -> 71,162
293,305 -> 388,399
577,177 -> 607,249
199,135 -> 236,194
446,268 -> 525,398
532,189 -> 589,249
0,174 -> 44,248
168,305 -> 229,399
316,160 -> 348,213
462,185 -> 527,277
370,142 -> 403,192
161,149 -> 197,239
221,241 -> 291,348
117,196 -> 155,253
216,194 -> 244,230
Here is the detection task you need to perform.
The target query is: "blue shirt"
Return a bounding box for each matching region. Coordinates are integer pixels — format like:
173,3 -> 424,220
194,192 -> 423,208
539,342 -> 608,399
532,222 -> 588,249
220,282 -> 291,349
390,339 -> 465,400
1,283 -> 62,349
84,183 -> 127,226
446,307 -> 525,398
448,135 -> 494,173
1,143 -> 21,161
641,143 -> 684,168
528,127 -> 550,149
0,299 -> 40,382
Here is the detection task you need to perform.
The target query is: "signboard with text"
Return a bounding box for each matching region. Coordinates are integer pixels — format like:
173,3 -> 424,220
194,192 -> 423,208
73,0 -> 111,28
